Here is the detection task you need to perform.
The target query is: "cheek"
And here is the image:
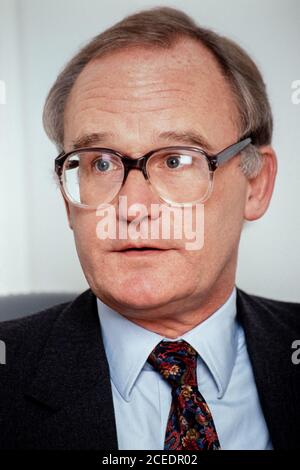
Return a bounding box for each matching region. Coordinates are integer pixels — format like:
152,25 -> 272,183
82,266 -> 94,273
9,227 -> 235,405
204,169 -> 247,246
70,209 -> 105,261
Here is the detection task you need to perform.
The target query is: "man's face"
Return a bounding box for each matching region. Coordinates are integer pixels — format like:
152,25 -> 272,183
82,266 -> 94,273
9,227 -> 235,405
63,38 -> 249,319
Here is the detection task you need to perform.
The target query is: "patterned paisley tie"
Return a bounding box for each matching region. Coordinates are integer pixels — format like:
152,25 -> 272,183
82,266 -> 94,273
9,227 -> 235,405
147,339 -> 221,450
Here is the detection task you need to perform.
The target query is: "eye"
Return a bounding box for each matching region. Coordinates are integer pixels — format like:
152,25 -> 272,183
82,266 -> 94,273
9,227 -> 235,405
93,157 -> 115,173
166,156 -> 181,169
165,154 -> 193,169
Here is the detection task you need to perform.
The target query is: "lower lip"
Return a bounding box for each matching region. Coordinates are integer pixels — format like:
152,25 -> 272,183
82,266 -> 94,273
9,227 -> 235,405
116,249 -> 168,256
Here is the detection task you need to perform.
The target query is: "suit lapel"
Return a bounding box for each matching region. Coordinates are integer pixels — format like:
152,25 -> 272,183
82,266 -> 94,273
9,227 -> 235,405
24,289 -> 118,449
236,288 -> 300,449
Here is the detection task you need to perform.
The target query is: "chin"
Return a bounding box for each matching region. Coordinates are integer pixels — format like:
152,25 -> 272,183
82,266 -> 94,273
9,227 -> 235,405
95,274 -> 175,311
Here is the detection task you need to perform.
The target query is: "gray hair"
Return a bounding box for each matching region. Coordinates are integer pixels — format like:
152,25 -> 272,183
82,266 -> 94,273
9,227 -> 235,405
43,6 -> 273,177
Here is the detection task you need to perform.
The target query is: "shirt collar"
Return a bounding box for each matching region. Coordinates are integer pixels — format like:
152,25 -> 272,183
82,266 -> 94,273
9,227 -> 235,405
97,286 -> 238,402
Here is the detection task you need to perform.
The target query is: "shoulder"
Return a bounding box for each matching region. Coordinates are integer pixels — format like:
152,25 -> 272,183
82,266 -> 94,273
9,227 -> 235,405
0,300 -> 72,381
236,287 -> 300,334
237,287 -> 300,314
0,290 -> 95,376
0,288 -> 98,416
0,300 -> 70,349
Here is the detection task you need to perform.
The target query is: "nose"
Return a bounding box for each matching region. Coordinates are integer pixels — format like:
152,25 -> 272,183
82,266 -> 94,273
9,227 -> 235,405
116,168 -> 162,224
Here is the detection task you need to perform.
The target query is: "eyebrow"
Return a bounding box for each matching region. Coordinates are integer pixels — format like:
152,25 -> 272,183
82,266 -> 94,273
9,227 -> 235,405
157,130 -> 214,153
71,129 -> 214,153
71,132 -> 114,150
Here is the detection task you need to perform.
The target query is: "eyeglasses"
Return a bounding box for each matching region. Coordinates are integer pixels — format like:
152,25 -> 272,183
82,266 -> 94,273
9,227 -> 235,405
55,137 -> 252,208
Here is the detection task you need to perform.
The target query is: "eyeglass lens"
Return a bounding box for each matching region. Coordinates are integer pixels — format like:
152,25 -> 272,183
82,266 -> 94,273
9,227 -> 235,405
62,149 -> 212,206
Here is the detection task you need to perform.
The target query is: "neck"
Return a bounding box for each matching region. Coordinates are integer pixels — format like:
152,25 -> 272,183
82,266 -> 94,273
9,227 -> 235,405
99,256 -> 238,338
100,273 -> 236,338
127,283 -> 235,338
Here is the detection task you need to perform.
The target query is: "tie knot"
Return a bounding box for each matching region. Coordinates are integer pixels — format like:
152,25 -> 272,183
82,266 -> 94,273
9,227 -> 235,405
147,339 -> 198,388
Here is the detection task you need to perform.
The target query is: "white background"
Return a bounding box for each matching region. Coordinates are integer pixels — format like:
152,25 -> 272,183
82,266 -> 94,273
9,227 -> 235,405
0,0 -> 299,300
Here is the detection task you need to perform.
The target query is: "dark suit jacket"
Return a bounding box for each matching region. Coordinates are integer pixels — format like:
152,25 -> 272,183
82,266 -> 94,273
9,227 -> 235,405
0,288 -> 299,450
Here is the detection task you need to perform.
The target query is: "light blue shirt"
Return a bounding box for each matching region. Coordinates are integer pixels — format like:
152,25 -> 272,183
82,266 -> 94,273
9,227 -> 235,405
97,287 -> 272,450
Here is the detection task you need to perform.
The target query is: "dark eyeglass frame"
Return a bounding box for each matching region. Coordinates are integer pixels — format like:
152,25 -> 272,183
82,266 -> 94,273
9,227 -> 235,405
55,136 -> 252,206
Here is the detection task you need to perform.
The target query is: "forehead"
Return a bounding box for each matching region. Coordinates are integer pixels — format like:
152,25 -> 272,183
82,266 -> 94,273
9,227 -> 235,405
64,38 -> 239,152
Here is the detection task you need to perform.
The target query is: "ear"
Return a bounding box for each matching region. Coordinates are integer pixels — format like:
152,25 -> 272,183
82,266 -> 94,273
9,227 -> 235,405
244,145 -> 277,221
62,194 -> 73,230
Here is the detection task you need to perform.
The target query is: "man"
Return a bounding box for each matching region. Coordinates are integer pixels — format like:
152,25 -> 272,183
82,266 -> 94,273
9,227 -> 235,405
0,7 -> 299,450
